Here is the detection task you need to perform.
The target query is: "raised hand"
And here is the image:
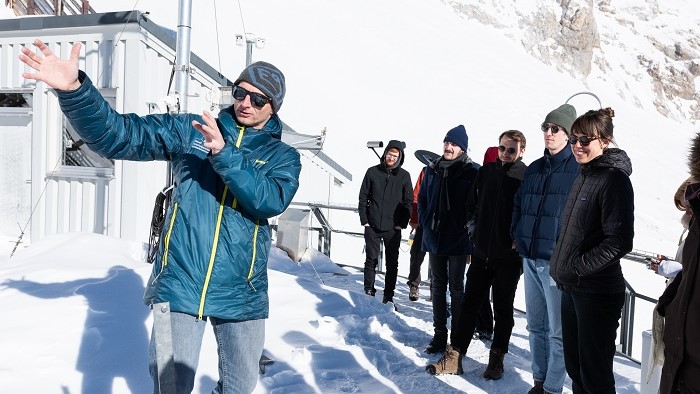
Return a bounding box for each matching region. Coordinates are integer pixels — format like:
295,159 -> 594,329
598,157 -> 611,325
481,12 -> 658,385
192,110 -> 225,155
19,39 -> 82,91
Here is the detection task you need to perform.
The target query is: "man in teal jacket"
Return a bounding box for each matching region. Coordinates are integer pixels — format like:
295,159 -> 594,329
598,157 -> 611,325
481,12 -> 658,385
20,39 -> 301,393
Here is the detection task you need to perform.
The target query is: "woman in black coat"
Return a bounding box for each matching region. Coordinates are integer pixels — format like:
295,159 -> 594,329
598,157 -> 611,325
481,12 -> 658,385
550,108 -> 634,394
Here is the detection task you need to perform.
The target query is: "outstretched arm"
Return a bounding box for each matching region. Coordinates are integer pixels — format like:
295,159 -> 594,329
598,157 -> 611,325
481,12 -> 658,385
19,39 -> 82,91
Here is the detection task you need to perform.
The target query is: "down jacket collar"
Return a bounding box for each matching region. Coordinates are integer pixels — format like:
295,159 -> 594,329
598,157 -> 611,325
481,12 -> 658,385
580,148 -> 632,176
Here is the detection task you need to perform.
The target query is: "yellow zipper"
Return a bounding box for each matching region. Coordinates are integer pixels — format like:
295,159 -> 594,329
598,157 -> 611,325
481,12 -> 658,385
197,125 -> 246,319
247,220 -> 260,290
161,202 -> 179,270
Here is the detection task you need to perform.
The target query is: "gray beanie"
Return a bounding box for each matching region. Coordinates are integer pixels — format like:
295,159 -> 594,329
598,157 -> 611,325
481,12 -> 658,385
544,104 -> 577,134
234,61 -> 286,113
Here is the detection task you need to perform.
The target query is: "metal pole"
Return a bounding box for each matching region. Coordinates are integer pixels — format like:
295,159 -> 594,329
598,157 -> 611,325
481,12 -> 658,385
173,0 -> 192,113
245,40 -> 253,66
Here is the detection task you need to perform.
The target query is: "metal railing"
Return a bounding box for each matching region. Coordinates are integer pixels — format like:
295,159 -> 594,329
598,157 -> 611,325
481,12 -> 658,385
287,202 -> 664,363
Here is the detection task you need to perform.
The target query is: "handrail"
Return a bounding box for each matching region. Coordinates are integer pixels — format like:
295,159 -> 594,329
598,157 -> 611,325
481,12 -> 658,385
286,201 -> 662,363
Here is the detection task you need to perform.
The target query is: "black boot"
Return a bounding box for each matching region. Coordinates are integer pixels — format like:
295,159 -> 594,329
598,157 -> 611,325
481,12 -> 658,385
483,348 -> 505,380
425,333 -> 447,354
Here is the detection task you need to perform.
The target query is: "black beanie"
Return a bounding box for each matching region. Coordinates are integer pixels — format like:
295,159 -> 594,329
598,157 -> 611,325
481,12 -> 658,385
234,61 -> 286,113
443,125 -> 469,152
544,104 -> 577,134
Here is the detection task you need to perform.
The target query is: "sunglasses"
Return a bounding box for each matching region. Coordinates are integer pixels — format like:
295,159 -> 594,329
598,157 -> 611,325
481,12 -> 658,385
232,85 -> 271,108
541,123 -> 564,134
385,153 -> 399,159
498,145 -> 517,154
568,135 -> 600,146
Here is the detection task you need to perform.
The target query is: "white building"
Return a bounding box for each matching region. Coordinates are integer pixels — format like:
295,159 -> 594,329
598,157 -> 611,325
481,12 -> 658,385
0,11 -> 350,247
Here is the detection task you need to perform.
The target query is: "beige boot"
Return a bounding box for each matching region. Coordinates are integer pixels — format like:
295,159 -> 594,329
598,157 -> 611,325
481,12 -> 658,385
426,345 -> 463,375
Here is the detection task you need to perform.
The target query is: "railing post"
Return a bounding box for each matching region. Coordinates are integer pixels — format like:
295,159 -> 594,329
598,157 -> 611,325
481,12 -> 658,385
81,0 -> 89,14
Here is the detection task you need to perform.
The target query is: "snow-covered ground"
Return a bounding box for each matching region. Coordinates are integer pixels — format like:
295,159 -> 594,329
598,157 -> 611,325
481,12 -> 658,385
1,0 -> 697,392
0,233 -> 644,393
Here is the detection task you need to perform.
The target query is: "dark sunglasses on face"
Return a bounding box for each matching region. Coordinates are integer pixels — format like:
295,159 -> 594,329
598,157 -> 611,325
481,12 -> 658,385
568,135 -> 599,146
498,145 -> 517,154
232,85 -> 271,108
541,123 -> 564,134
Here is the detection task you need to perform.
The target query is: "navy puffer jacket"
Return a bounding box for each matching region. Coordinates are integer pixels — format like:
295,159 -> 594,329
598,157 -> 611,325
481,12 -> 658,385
418,154 -> 479,256
511,147 -> 578,260
58,71 -> 301,320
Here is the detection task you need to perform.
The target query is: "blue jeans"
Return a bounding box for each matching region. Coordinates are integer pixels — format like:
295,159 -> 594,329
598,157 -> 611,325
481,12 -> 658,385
149,311 -> 265,394
523,258 -> 566,393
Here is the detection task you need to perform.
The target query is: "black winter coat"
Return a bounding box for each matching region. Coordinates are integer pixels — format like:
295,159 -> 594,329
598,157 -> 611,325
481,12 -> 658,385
467,159 -> 527,261
358,142 -> 412,232
418,154 -> 479,256
550,148 -> 634,293
660,182 -> 700,393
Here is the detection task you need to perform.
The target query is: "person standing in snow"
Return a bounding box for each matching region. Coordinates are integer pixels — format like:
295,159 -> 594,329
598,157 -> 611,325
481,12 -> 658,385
418,125 -> 479,355
511,103 -> 579,394
407,167 -> 427,301
427,130 -> 527,379
550,108 -> 634,394
358,140 -> 413,305
19,39 -> 301,394
659,141 -> 700,392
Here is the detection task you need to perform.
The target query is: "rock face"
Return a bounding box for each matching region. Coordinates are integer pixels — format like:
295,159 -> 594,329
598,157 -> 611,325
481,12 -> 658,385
448,0 -> 700,123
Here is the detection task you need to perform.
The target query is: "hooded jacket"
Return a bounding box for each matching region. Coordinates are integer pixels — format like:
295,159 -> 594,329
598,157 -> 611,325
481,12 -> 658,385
660,133 -> 700,392
511,147 -> 579,260
418,153 -> 480,256
467,159 -> 527,261
550,148 -> 634,293
58,71 -> 301,320
358,140 -> 413,231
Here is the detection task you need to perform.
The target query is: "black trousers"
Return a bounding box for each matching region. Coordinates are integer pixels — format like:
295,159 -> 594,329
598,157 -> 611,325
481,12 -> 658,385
561,288 -> 624,394
429,254 -> 467,336
407,225 -> 426,287
451,254 -> 521,353
363,226 -> 401,298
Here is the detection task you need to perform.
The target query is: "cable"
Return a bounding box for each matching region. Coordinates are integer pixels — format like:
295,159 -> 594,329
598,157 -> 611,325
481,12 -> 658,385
10,152 -> 64,258
95,0 -> 141,85
212,0 -> 223,73
236,0 -> 247,35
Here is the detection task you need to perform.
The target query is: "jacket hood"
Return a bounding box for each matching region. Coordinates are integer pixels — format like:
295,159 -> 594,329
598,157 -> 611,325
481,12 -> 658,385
689,132 -> 700,182
382,139 -> 407,167
582,147 -> 632,176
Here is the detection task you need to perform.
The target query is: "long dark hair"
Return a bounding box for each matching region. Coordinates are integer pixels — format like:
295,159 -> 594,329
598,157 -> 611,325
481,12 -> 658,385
570,107 -> 616,144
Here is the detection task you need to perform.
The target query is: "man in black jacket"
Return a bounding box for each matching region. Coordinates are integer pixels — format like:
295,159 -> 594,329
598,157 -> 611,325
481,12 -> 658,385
428,130 -> 527,379
358,140 -> 413,304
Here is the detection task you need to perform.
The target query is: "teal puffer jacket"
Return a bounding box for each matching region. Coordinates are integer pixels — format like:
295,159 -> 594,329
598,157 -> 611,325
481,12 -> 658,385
58,72 -> 301,320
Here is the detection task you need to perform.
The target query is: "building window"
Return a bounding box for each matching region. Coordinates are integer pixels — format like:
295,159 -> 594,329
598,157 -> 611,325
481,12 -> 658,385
61,93 -> 115,170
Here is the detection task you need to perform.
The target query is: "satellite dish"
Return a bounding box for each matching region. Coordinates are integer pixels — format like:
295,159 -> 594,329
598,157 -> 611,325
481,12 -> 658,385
414,150 -> 440,166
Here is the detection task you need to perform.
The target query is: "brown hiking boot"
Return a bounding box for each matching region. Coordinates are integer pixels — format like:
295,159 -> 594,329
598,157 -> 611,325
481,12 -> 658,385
483,348 -> 505,380
409,285 -> 419,301
426,345 -> 463,375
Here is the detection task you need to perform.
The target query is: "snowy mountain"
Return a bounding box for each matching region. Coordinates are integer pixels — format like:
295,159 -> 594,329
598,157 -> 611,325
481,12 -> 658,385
449,0 -> 700,123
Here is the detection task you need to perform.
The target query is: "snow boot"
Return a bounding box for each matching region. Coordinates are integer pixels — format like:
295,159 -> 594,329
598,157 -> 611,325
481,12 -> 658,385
425,333 -> 447,354
527,380 -> 544,394
483,348 -> 505,380
426,345 -> 463,375
409,285 -> 419,301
